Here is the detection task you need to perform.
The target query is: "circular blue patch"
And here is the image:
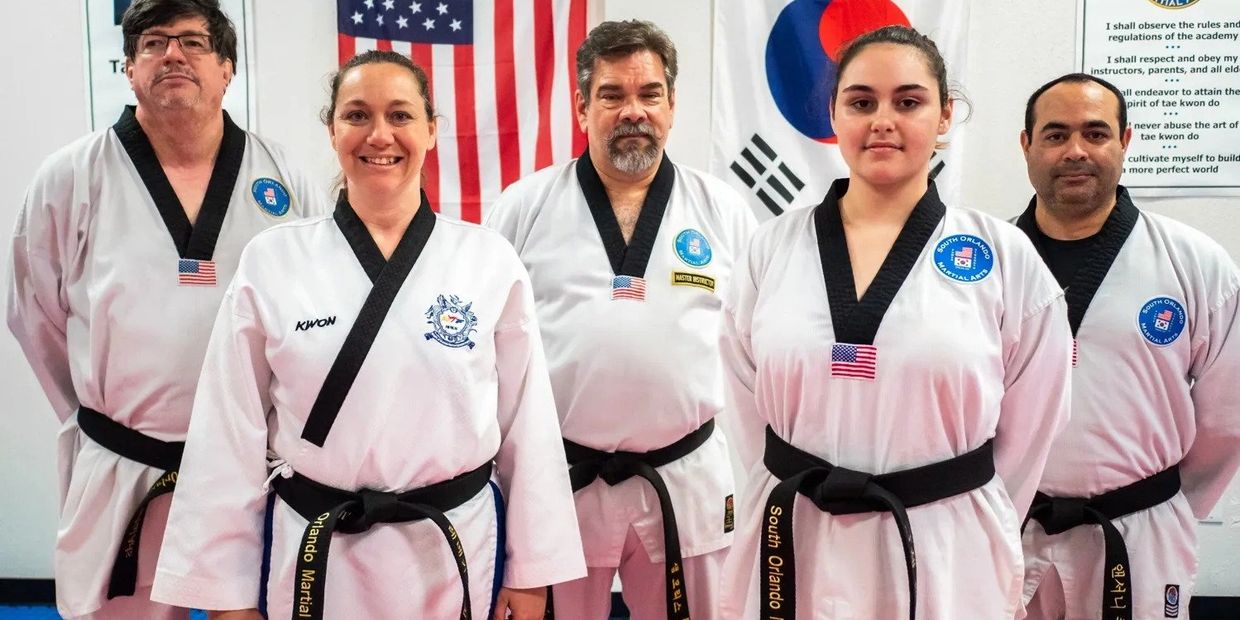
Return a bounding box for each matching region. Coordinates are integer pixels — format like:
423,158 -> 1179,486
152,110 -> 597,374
674,229 -> 713,268
933,234 -> 994,283
1137,296 -> 1187,346
251,178 -> 291,217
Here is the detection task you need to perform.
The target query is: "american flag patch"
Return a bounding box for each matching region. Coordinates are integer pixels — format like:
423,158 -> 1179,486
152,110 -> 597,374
611,275 -> 646,301
177,258 -> 217,287
831,343 -> 877,380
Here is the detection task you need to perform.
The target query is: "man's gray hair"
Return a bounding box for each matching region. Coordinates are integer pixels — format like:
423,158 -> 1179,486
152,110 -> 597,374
576,20 -> 678,100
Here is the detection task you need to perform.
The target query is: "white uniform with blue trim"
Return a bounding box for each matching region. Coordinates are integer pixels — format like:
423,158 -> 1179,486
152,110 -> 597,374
6,112 -> 327,619
149,212 -> 587,618
1022,209 -> 1240,620
485,158 -> 757,616
718,203 -> 1072,620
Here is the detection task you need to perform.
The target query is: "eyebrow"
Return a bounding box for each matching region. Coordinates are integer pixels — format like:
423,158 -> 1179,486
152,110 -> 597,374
143,28 -> 210,36
1039,120 -> 1113,133
595,82 -> 665,93
339,99 -> 418,108
840,84 -> 930,95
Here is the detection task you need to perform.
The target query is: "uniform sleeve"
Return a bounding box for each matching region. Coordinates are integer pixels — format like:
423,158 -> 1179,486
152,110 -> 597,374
265,140 -> 333,219
718,233 -> 767,473
1180,279 -> 1240,518
6,160 -> 80,421
482,181 -> 527,251
993,264 -> 1073,521
492,267 -> 587,588
152,281 -> 274,610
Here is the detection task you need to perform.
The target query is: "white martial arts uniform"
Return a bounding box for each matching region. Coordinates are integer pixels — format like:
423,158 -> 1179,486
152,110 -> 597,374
6,107 -> 327,619
150,201 -> 587,618
718,180 -> 1073,620
485,154 -> 756,618
1019,189 -> 1240,620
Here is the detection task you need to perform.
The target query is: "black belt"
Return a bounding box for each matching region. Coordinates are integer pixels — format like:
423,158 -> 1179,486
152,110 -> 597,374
552,419 -> 715,620
271,461 -> 492,620
761,426 -> 995,620
1024,466 -> 1181,620
76,406 -> 184,600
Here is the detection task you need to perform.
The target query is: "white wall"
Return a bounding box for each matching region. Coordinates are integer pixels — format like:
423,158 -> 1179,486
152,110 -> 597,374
2,0 -> 1237,594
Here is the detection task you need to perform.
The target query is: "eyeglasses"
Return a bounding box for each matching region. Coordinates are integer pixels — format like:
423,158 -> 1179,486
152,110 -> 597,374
133,33 -> 214,56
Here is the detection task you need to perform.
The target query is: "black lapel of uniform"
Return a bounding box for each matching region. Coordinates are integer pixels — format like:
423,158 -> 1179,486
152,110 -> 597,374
333,191 -> 388,283
112,105 -> 247,260
301,192 -> 437,447
814,179 -> 946,345
1014,187 -> 1139,335
575,149 -> 675,277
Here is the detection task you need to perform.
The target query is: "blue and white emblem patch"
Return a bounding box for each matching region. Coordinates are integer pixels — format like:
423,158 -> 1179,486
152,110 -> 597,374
424,294 -> 478,349
1164,584 -> 1180,618
251,178 -> 291,217
933,234 -> 994,283
674,229 -> 712,268
1137,296 -> 1187,346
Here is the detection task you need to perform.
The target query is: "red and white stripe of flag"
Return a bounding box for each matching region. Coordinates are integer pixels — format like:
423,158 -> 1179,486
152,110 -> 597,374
338,0 -> 591,223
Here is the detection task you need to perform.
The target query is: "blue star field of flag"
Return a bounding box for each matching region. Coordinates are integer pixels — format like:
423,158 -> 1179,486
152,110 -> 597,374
337,0 -> 473,44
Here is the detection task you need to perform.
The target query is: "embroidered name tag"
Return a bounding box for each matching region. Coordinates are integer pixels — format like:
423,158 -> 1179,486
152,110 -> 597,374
671,271 -> 716,292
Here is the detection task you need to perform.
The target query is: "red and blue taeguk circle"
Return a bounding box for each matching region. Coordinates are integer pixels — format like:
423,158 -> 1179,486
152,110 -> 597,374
765,0 -> 911,143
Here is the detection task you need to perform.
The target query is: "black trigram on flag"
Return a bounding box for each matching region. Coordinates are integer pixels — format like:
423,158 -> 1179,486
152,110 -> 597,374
729,134 -> 805,216
929,152 -> 947,182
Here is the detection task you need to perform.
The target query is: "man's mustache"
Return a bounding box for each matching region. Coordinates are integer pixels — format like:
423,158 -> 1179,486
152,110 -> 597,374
608,122 -> 657,143
155,70 -> 198,84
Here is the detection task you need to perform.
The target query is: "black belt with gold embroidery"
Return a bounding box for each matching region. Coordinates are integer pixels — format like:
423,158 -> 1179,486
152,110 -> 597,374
271,461 -> 493,620
761,427 -> 994,620
554,419 -> 715,620
1024,466 -> 1181,620
76,406 -> 183,600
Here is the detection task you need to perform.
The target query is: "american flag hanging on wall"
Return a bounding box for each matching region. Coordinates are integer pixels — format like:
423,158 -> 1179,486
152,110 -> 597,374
337,0 -> 591,223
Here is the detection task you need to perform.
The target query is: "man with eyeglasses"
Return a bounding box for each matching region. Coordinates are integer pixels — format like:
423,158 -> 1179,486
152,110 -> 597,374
6,1 -> 326,618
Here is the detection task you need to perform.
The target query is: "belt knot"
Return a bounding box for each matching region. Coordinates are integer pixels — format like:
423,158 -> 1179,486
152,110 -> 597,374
805,466 -> 875,512
599,454 -> 641,486
1041,496 -> 1091,534
351,488 -> 401,530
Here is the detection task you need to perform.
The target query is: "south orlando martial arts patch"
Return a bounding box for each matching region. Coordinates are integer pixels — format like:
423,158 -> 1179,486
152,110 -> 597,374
671,271 -> 716,293
1164,584 -> 1180,617
674,228 -> 713,267
1138,296 -> 1187,346
724,494 -> 735,533
424,294 -> 478,349
251,178 -> 291,217
933,234 -> 994,283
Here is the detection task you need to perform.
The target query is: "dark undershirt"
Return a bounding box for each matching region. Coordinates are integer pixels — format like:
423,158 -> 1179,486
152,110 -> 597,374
1036,229 -> 1100,290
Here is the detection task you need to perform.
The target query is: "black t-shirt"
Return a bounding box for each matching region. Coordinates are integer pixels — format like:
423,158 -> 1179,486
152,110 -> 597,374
1035,229 -> 1099,290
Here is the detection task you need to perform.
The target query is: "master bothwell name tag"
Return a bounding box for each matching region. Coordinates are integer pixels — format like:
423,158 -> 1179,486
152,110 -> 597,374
671,271 -> 716,293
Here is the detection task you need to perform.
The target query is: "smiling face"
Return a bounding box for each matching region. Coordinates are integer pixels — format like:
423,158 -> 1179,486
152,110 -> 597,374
328,62 -> 437,200
829,43 -> 951,191
125,15 -> 233,114
577,49 -> 675,177
1022,81 -> 1130,217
